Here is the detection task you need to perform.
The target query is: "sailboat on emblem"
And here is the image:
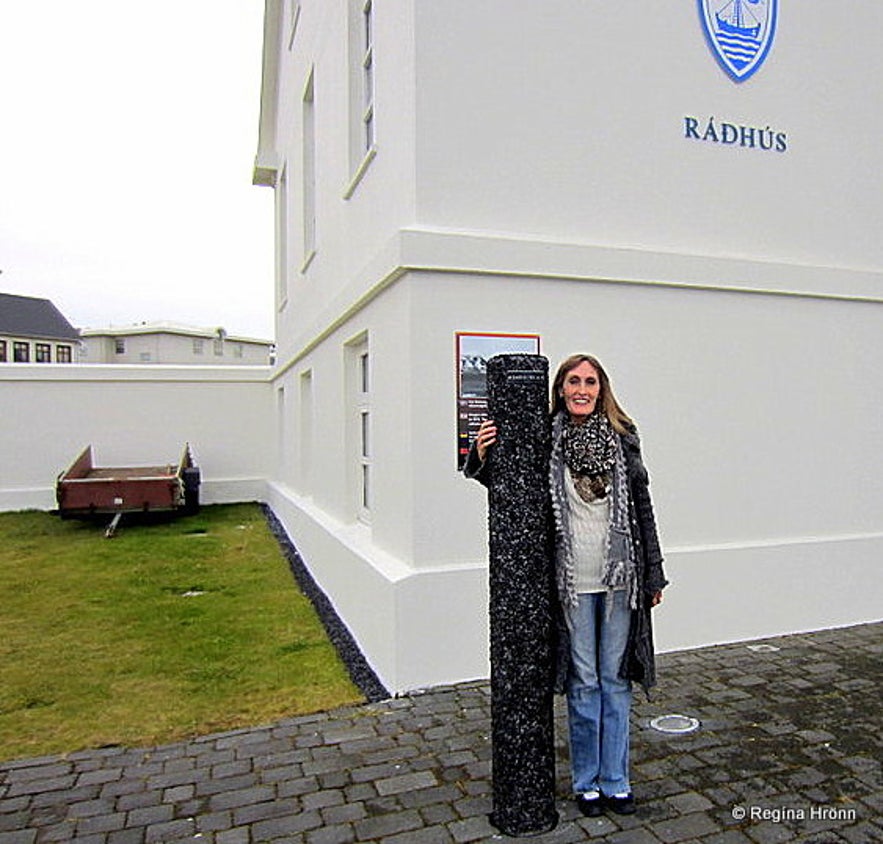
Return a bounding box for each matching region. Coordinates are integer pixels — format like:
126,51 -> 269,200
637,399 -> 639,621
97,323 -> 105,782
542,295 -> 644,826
715,0 -> 762,39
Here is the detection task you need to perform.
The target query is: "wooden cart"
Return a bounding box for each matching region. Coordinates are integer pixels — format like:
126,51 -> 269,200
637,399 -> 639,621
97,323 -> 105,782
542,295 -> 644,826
56,444 -> 200,535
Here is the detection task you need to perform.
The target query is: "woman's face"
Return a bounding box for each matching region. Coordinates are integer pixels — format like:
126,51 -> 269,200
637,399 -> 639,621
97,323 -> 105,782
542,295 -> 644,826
561,360 -> 601,423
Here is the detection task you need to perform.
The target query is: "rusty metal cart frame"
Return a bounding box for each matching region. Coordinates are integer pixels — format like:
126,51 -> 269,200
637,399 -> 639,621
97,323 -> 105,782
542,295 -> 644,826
56,444 -> 200,536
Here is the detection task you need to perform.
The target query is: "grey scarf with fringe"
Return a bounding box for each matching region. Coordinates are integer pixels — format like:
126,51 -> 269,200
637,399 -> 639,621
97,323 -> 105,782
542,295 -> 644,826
549,410 -> 637,610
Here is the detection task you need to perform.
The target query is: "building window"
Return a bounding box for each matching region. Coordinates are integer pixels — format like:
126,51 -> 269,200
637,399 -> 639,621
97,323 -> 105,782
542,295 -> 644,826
213,338 -> 224,356
299,369 -> 314,494
357,345 -> 371,517
302,70 -> 317,266
359,354 -> 370,514
56,345 -> 72,363
289,1 -> 302,41
345,0 -> 377,195
0,340 -> 7,362
115,338 -> 126,354
13,342 -> 30,362
361,0 -> 375,153
276,163 -> 289,305
193,338 -> 204,355
35,343 -> 51,363
233,344 -> 243,359
346,336 -> 371,520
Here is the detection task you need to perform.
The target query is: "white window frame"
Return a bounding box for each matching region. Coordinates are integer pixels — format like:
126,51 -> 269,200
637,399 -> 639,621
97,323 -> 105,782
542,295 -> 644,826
302,69 -> 317,270
298,368 -> 314,496
276,163 -> 290,308
344,0 -> 377,198
287,0 -> 301,50
346,335 -> 371,523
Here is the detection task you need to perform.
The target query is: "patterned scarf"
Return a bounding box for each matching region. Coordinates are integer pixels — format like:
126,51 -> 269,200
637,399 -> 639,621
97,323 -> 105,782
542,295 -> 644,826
563,412 -> 617,502
550,410 -> 637,611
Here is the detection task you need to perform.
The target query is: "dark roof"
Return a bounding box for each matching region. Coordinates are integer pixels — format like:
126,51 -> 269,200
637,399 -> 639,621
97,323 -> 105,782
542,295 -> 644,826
0,292 -> 80,341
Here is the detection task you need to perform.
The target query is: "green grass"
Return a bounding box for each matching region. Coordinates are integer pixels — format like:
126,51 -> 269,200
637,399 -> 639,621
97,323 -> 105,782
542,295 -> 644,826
0,504 -> 362,761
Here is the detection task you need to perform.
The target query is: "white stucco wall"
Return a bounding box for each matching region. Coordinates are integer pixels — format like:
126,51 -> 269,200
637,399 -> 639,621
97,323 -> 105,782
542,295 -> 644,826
0,365 -> 273,512
413,2 -> 882,275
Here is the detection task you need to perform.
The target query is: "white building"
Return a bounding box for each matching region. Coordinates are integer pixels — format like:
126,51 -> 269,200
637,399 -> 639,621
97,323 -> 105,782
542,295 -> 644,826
251,1 -> 882,694
80,323 -> 273,366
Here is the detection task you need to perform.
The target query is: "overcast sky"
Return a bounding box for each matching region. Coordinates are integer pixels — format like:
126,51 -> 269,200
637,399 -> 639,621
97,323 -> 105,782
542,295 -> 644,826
0,2 -> 275,340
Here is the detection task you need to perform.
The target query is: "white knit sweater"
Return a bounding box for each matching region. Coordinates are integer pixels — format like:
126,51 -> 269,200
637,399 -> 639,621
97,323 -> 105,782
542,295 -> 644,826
564,468 -> 610,594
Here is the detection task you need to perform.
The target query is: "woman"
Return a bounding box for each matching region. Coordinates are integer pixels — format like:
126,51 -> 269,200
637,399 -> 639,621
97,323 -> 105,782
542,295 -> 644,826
465,353 -> 668,818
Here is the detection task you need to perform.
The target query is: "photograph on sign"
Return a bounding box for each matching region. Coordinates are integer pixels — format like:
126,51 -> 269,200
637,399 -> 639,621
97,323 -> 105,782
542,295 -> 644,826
455,332 -> 541,469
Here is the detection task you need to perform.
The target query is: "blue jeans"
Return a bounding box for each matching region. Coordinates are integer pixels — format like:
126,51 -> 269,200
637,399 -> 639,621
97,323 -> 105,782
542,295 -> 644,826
565,590 -> 632,796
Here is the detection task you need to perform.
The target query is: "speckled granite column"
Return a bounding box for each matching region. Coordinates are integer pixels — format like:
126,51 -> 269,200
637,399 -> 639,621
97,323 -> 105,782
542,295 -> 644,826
485,354 -> 558,836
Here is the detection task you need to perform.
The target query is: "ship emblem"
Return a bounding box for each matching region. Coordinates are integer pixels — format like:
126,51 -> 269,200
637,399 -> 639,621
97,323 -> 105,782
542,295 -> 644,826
698,0 -> 778,82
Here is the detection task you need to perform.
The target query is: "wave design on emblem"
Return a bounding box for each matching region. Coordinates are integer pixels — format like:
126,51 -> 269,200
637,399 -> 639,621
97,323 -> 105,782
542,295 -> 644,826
715,31 -> 761,69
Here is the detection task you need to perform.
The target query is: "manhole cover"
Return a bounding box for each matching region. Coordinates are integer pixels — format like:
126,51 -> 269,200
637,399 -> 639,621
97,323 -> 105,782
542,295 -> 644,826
649,714 -> 700,734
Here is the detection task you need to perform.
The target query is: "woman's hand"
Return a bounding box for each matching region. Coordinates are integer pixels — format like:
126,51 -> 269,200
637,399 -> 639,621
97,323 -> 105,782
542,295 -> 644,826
476,419 -> 498,462
650,591 -> 663,608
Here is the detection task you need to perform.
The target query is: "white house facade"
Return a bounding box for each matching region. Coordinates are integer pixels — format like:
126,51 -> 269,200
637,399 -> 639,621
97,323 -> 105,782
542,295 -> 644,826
80,323 -> 273,366
254,1 -> 883,693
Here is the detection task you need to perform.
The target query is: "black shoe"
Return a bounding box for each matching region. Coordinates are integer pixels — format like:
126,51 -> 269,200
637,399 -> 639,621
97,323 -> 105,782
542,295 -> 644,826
576,792 -> 604,817
604,792 -> 636,815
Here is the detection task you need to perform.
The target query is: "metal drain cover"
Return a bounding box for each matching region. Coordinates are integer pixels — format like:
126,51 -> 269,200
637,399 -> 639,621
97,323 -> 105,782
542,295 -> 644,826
650,714 -> 701,734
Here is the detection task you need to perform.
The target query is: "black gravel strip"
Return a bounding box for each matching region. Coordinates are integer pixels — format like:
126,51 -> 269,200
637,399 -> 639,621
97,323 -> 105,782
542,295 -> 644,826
261,503 -> 390,703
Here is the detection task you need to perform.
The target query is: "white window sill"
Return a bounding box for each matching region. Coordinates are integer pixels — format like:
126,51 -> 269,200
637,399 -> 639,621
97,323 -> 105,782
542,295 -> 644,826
343,147 -> 377,200
300,249 -> 317,274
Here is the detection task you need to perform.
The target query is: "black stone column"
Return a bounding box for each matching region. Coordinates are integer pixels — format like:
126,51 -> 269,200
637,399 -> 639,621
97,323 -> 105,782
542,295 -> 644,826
485,354 -> 558,836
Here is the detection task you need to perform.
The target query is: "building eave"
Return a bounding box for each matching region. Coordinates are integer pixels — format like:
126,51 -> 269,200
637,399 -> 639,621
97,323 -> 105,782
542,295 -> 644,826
253,0 -> 282,188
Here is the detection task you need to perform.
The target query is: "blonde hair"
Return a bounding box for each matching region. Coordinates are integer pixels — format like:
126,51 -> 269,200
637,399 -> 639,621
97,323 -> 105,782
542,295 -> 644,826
550,353 -> 634,434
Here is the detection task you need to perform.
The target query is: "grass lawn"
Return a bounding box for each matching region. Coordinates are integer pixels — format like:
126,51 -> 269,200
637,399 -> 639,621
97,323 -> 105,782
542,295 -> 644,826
0,503 -> 362,761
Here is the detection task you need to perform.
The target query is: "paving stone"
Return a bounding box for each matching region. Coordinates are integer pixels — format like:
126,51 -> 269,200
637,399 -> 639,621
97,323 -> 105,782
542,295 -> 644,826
375,771 -> 437,797
0,623 -> 878,844
353,808 -> 423,841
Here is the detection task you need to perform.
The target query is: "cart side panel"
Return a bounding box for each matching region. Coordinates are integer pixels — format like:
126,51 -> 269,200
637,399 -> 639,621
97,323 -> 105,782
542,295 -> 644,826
58,476 -> 183,515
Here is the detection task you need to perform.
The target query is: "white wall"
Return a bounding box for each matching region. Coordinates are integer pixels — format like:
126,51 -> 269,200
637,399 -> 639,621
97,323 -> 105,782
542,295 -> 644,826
0,365 -> 273,511
413,2 -> 883,274
176,0 -> 883,693
268,0 -> 417,365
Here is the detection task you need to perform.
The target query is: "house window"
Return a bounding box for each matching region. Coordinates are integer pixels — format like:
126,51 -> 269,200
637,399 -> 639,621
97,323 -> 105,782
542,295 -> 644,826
193,338 -> 204,355
0,340 -> 7,362
35,343 -> 52,363
276,163 -> 289,305
353,341 -> 371,519
56,345 -> 72,363
13,342 -> 30,362
302,70 -> 317,266
115,338 -> 126,354
287,0 -> 301,49
299,369 -> 314,494
361,0 -> 375,153
345,0 -> 377,195
233,344 -> 243,359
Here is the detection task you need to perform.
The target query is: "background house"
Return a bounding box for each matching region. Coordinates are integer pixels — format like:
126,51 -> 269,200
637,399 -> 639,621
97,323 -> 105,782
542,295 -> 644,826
80,323 -> 274,365
252,1 -> 882,693
0,292 -> 80,364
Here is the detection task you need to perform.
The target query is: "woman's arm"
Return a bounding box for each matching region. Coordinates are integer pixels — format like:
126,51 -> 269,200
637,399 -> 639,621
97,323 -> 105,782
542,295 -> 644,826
463,419 -> 497,487
624,434 -> 669,598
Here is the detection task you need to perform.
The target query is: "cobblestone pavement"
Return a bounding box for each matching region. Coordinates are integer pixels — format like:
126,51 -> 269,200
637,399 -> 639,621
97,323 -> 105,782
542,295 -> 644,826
1,623 -> 880,844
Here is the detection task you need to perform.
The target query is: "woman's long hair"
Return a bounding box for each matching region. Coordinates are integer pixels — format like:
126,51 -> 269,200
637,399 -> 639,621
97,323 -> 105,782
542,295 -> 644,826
550,353 -> 635,434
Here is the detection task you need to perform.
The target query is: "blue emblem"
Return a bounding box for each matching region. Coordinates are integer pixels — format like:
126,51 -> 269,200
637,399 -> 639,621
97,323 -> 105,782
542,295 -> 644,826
698,0 -> 778,82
